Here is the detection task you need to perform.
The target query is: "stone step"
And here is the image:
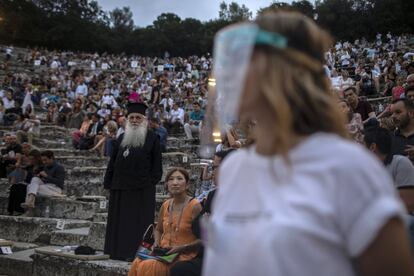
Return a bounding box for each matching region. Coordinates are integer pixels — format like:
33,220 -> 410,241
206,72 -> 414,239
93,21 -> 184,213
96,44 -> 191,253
56,156 -> 108,168
12,241 -> 39,252
50,227 -> 89,247
0,246 -> 130,276
0,195 -> 103,219
0,215 -> 91,243
0,248 -> 34,276
34,197 -> 103,220
34,138 -> 72,149
32,250 -> 130,276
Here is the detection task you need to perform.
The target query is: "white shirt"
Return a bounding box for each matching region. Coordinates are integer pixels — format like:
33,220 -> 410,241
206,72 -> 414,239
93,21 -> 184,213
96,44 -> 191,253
169,108 -> 184,124
2,98 -> 15,109
203,133 -> 404,276
101,95 -> 117,108
75,83 -> 88,97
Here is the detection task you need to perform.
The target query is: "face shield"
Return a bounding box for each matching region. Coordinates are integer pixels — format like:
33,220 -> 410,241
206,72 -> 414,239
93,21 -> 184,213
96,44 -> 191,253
199,23 -> 287,158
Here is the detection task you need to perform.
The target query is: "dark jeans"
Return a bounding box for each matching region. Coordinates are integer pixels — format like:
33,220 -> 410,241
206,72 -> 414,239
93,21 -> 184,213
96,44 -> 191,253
7,183 -> 26,215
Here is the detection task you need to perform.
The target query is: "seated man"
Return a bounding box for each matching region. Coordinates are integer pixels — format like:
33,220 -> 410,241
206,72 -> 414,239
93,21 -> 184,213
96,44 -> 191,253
21,150 -> 65,217
165,103 -> 185,133
0,133 -> 22,178
184,102 -> 204,139
364,127 -> 414,212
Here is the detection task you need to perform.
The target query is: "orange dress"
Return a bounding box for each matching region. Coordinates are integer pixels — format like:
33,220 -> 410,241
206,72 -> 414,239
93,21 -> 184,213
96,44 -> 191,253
128,198 -> 200,276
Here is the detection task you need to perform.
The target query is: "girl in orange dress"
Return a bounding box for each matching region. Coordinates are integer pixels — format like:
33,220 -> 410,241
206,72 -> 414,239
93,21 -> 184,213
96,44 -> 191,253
128,167 -> 202,276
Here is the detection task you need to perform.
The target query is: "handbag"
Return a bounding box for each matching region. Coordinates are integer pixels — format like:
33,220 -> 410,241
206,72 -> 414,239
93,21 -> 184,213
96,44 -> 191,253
135,224 -> 179,264
136,224 -> 154,256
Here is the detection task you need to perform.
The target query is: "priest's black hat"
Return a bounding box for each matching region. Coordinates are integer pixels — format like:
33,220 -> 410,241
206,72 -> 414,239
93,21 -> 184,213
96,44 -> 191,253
127,102 -> 148,115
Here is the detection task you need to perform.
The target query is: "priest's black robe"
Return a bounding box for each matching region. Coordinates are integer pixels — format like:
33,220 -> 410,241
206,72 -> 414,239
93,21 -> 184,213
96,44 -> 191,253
103,131 -> 162,261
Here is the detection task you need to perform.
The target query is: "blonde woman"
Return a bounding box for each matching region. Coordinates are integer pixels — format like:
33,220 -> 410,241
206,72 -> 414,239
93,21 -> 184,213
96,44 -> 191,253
129,168 -> 202,276
203,12 -> 414,276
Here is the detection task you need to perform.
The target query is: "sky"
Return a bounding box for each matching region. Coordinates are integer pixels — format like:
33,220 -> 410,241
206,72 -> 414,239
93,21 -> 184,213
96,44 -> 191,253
97,0 -> 296,27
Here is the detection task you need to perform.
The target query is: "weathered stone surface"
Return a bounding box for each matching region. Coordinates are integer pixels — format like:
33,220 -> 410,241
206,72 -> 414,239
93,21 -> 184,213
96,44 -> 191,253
92,213 -> 107,223
56,156 -> 108,168
65,180 -> 105,197
85,222 -> 106,251
32,253 -> 130,276
34,138 -> 71,149
0,178 -> 9,197
0,215 -> 91,243
34,197 -> 99,220
0,196 -> 8,215
50,227 -> 89,246
12,241 -> 39,252
0,248 -> 34,276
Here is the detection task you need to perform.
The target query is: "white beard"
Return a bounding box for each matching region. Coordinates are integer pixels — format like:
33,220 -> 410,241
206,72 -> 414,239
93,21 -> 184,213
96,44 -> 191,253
121,120 -> 148,148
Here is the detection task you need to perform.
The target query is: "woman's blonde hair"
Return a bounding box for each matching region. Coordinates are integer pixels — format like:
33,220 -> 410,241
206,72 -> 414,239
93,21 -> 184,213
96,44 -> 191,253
253,12 -> 348,155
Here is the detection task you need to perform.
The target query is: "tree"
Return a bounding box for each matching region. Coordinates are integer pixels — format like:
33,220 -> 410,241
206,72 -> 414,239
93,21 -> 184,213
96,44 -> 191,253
291,1 -> 315,19
110,7 -> 134,32
257,1 -> 292,14
219,1 -> 252,22
258,1 -> 314,18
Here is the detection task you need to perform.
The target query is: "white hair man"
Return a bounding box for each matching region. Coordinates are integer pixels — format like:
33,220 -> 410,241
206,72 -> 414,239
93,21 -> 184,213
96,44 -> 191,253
103,102 -> 162,261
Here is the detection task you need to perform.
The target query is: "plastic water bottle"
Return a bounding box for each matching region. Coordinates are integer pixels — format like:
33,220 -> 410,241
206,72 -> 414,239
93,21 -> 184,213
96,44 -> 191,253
44,206 -> 50,218
378,103 -> 384,113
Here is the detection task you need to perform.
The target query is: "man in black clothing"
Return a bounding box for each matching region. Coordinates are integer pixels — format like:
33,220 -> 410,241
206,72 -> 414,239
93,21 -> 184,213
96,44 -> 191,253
103,102 -> 162,261
344,86 -> 376,123
0,134 -> 22,178
391,98 -> 414,161
21,150 -> 65,217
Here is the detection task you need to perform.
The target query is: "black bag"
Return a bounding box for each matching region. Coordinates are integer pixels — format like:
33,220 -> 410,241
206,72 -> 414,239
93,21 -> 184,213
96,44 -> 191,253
74,246 -> 96,255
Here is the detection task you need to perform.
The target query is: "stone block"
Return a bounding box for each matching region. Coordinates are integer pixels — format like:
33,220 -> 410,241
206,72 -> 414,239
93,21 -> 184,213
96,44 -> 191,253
34,197 -> 99,220
50,227 -> 89,246
56,156 -> 108,168
92,213 -> 107,223
0,215 -> 91,243
12,241 -> 39,252
0,248 -> 34,276
85,222 -> 106,251
32,253 -> 130,276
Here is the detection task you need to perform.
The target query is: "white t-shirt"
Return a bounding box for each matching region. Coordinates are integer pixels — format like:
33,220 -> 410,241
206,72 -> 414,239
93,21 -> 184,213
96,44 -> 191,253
386,155 -> 414,188
203,133 -> 404,276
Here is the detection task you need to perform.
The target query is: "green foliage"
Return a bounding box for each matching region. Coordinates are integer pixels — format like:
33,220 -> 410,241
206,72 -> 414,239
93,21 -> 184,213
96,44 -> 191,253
219,1 -> 252,22
0,0 -> 412,56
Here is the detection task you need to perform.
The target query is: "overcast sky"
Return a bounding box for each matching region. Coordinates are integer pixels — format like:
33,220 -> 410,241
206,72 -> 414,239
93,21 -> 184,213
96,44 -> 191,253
96,0 -> 297,27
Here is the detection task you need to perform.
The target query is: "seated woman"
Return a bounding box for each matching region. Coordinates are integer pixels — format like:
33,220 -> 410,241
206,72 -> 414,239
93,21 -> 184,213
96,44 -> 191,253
128,168 -> 202,276
7,149 -> 42,215
215,126 -> 241,153
90,120 -> 118,157
72,113 -> 92,149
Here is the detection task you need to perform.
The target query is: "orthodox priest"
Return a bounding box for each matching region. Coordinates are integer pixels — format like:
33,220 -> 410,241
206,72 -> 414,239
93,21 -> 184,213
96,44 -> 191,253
103,102 -> 162,261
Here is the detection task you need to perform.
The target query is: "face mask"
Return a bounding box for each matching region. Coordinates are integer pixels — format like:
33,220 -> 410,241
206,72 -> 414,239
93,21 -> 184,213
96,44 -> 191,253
199,23 -> 287,158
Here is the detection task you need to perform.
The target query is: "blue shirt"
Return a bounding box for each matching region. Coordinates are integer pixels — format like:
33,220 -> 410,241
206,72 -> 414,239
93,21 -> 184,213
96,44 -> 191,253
189,110 -> 204,125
